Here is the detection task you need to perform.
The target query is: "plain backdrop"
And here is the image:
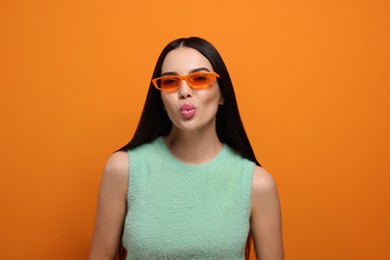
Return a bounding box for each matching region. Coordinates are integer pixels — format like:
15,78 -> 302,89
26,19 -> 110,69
1,0 -> 389,259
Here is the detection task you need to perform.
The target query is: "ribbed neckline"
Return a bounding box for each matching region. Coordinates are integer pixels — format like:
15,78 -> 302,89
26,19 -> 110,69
155,136 -> 229,172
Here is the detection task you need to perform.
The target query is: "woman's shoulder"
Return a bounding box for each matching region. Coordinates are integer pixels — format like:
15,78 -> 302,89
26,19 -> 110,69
251,166 -> 279,201
105,151 -> 128,170
250,165 -> 281,218
101,151 -> 129,185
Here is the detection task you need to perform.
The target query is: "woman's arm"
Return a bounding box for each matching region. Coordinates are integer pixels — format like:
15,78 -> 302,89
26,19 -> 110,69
250,166 -> 284,260
89,151 -> 129,260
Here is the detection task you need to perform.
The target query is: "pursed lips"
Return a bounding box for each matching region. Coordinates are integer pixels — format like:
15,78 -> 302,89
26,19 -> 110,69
179,103 -> 196,118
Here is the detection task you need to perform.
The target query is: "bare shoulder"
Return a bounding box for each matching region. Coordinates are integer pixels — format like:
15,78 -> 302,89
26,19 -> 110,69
89,151 -> 129,258
103,151 -> 129,176
250,166 -> 284,259
252,166 -> 277,194
251,166 -> 280,213
100,151 -> 129,194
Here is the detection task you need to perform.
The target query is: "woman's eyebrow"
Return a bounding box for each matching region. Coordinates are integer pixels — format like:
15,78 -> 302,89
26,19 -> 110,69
160,71 -> 178,76
161,67 -> 211,76
190,67 -> 210,73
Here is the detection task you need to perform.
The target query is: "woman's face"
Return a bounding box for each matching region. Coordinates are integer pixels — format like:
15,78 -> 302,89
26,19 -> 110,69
160,47 -> 224,133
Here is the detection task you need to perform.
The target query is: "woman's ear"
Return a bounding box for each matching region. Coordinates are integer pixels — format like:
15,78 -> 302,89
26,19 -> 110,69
219,95 -> 225,105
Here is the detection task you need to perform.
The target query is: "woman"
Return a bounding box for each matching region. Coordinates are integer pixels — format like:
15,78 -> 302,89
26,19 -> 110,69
89,37 -> 284,260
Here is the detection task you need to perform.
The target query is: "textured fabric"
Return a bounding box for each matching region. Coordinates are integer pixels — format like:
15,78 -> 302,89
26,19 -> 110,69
122,136 -> 255,260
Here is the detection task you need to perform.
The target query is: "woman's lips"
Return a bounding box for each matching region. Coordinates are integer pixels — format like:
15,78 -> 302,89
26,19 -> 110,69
180,103 -> 196,119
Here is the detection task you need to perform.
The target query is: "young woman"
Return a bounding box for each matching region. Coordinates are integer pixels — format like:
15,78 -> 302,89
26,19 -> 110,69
89,37 -> 284,260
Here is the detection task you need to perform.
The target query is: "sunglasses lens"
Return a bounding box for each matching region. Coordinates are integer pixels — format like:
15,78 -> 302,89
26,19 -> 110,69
188,73 -> 214,88
158,77 -> 180,90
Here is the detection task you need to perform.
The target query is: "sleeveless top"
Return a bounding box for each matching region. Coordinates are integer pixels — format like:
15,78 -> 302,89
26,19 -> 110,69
122,136 -> 255,260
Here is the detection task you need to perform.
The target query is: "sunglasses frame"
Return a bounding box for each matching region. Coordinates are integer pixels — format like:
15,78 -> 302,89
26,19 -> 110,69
152,71 -> 220,92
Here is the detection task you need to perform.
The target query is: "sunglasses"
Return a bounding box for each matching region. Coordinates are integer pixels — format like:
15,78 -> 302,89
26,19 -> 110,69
152,72 -> 220,92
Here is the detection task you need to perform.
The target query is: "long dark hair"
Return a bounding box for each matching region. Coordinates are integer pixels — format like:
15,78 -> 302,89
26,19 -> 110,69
117,37 -> 260,259
118,37 -> 260,166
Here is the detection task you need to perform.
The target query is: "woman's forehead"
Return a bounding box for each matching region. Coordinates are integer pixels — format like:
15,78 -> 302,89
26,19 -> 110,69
161,47 -> 213,74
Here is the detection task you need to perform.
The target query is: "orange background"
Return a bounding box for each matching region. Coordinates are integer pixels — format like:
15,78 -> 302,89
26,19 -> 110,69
1,0 -> 389,259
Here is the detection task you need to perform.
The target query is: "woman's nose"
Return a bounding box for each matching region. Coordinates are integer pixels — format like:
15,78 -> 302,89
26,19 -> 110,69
178,79 -> 192,99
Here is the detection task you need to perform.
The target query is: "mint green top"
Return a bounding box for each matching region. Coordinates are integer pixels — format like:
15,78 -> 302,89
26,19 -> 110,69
122,136 -> 255,260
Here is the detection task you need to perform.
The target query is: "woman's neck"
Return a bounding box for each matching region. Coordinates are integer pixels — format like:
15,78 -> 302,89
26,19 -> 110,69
164,128 -> 223,165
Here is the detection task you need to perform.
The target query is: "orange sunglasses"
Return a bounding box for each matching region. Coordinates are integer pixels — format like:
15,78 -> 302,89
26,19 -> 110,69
152,72 -> 220,92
